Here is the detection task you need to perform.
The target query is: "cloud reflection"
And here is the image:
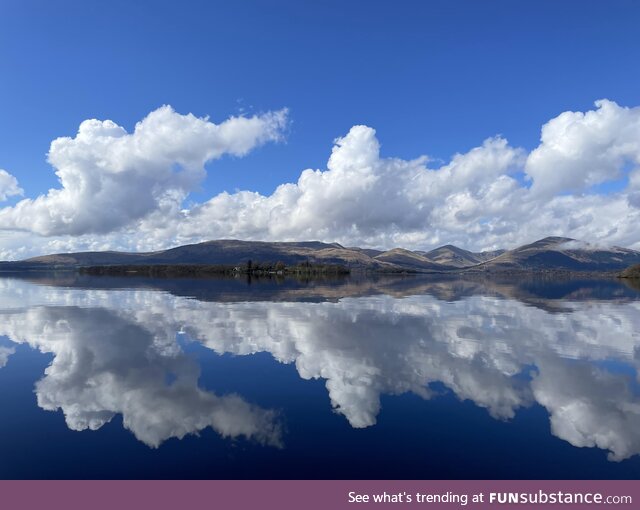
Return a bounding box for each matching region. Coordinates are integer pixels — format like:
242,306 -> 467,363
0,305 -> 282,448
0,345 -> 14,368
0,277 -> 639,460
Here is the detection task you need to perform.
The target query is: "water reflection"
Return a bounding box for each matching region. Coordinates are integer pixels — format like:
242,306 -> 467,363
0,345 -> 14,368
0,302 -> 282,448
0,275 -> 639,461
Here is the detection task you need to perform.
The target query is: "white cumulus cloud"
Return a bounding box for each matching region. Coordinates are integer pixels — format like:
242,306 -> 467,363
2,99 -> 640,257
164,101 -> 640,252
0,169 -> 23,202
526,99 -> 640,197
0,106 -> 288,236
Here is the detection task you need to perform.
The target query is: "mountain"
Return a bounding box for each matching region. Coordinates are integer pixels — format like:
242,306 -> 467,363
417,244 -> 505,268
2,236 -> 639,274
7,240 -> 402,272
472,236 -> 640,272
24,240 -> 343,265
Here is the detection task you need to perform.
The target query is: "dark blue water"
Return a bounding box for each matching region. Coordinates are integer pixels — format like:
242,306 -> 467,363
0,273 -> 639,479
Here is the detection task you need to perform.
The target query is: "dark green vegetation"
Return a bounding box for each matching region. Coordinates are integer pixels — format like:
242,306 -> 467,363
79,261 -> 350,278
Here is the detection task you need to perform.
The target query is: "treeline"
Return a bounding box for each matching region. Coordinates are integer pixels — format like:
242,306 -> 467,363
78,261 -> 350,277
244,260 -> 350,275
79,264 -> 236,277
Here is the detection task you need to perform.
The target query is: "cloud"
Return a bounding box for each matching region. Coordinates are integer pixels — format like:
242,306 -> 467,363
0,106 -> 288,236
164,102 -> 640,251
0,169 -> 23,201
1,99 -> 640,257
628,168 -> 640,209
525,99 -> 640,197
159,131 -> 527,251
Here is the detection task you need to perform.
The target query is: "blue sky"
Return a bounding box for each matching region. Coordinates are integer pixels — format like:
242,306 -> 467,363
0,0 -> 640,256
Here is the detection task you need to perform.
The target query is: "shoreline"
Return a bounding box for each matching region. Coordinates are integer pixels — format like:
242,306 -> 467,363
0,264 -> 633,281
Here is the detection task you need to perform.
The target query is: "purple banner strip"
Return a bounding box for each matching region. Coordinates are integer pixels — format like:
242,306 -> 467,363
1,480 -> 638,509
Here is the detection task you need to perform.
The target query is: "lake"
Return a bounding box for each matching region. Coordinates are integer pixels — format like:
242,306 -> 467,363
1,273 -> 639,479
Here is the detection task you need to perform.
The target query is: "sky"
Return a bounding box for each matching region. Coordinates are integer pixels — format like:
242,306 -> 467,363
1,0 -> 640,258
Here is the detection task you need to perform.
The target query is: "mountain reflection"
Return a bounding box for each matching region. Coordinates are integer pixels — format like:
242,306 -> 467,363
0,276 -> 639,460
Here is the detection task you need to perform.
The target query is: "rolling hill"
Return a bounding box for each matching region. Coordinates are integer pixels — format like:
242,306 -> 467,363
417,245 -> 505,268
372,248 -> 451,271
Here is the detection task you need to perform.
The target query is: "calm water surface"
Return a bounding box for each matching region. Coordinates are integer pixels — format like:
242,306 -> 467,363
1,273 -> 639,479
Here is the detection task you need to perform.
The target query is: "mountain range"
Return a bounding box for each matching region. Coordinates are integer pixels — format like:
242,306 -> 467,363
1,236 -> 640,273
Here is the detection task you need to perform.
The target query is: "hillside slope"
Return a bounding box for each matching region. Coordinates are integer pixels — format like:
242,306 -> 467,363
373,248 -> 451,271
418,245 -> 505,268
472,237 -> 640,272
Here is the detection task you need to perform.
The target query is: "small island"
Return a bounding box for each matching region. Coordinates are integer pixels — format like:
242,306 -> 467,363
78,260 -> 350,278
